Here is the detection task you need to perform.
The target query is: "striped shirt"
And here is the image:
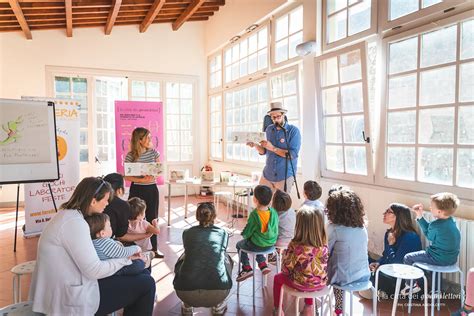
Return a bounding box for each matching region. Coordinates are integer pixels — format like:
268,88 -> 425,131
92,238 -> 141,261
125,148 -> 160,185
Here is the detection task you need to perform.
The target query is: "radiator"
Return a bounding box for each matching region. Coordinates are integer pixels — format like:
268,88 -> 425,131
419,214 -> 474,285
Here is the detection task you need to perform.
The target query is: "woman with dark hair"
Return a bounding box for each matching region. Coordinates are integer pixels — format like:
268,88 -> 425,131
359,203 -> 422,299
173,202 -> 233,316
124,127 -> 163,258
326,188 -> 370,316
29,177 -> 156,315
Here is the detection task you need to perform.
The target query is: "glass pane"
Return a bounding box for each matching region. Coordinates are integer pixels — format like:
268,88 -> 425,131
167,131 -> 180,146
258,48 -> 268,69
167,146 -> 180,162
80,130 -> 87,145
248,53 -> 257,74
258,28 -> 268,49
289,32 -> 303,59
460,62 -> 474,102
224,49 -> 232,65
459,105 -> 474,144
457,148 -> 474,188
166,99 -> 179,114
348,0 -> 370,36
181,131 -> 193,146
147,82 -> 160,98
231,63 -> 239,81
344,146 -> 367,175
240,58 -> 248,77
387,110 -> 416,143
327,10 -> 347,43
421,25 -> 457,68
341,82 -> 363,113
166,82 -> 179,98
232,45 -> 239,63
132,81 -> 145,97
180,83 -> 192,99
389,37 -> 418,74
388,74 -> 417,109
72,78 -> 87,93
271,76 -> 282,98
181,146 -> 193,161
390,0 -> 418,20
325,117 -> 342,143
248,34 -> 258,54
322,87 -> 339,114
166,115 -> 179,130
418,147 -> 453,185
240,39 -> 248,57
420,66 -> 456,106
343,115 -> 365,143
275,39 -> 289,64
225,66 -> 232,83
339,50 -> 361,83
80,148 -> 88,163
258,83 -> 268,101
422,0 -> 442,8
283,96 -> 298,118
276,14 -> 288,41
326,145 -> 344,172
289,6 -> 303,34
55,77 -> 70,93
320,57 -> 339,87
461,19 -> 474,60
418,107 -> 454,144
387,147 -> 415,180
327,0 -> 346,15
283,71 -> 297,95
181,99 -> 193,115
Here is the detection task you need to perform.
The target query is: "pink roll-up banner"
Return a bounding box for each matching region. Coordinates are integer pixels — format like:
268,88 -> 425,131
114,101 -> 164,185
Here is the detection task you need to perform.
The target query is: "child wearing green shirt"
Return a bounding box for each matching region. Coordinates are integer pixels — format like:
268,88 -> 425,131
236,185 -> 279,282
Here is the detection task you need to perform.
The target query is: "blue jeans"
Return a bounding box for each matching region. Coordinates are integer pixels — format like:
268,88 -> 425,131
236,239 -> 272,268
404,250 -> 438,266
115,259 -> 146,276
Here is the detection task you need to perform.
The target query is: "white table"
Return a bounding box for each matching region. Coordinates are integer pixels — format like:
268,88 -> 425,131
375,263 -> 428,316
166,179 -> 258,226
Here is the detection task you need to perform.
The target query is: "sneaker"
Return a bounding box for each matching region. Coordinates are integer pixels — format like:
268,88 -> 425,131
268,253 -> 277,265
211,302 -> 227,315
400,282 -> 421,296
236,269 -> 254,282
259,262 -> 271,275
181,303 -> 193,316
143,251 -> 154,269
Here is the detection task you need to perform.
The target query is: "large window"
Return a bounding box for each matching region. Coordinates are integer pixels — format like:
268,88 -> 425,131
378,13 -> 473,197
130,80 -> 161,101
224,81 -> 268,164
209,53 -> 222,92
323,0 -> 376,51
315,42 -> 373,183
224,25 -> 269,86
209,94 -> 223,160
269,67 -> 300,130
273,5 -> 303,65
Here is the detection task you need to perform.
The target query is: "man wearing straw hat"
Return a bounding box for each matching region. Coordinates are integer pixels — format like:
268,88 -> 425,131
246,102 -> 301,193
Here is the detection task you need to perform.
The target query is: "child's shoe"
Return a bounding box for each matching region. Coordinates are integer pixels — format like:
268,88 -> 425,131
400,282 -> 421,296
211,302 -> 227,315
236,268 -> 254,282
143,250 -> 155,269
181,303 -> 193,315
268,253 -> 277,265
259,262 -> 272,275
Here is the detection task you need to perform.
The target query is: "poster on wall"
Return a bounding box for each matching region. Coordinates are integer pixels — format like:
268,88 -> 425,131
114,101 -> 164,185
22,97 -> 80,237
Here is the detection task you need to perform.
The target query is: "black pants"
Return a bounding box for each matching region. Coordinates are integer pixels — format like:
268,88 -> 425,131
96,270 -> 155,316
129,183 -> 159,251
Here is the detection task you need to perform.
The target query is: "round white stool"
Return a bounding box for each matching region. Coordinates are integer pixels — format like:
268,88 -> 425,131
0,301 -> 41,315
236,247 -> 276,306
375,263 -> 428,316
11,261 -> 36,304
333,280 -> 376,316
278,284 -> 332,316
213,191 -> 233,219
414,262 -> 464,316
275,243 -> 289,274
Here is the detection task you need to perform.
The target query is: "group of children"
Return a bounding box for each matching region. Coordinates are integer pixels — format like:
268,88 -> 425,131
234,180 -> 462,316
85,196 -> 161,276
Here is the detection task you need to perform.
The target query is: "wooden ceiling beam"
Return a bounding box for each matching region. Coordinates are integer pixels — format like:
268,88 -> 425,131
65,0 -> 71,36
139,0 -> 163,33
171,0 -> 204,31
104,0 -> 120,34
8,0 -> 32,38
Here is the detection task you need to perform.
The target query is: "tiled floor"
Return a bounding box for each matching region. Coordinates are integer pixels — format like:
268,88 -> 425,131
0,196 -> 463,315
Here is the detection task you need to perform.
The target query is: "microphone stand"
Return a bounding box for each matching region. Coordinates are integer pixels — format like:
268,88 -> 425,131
277,123 -> 300,199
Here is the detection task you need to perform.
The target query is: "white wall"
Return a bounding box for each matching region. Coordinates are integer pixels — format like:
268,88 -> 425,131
0,22 -> 208,204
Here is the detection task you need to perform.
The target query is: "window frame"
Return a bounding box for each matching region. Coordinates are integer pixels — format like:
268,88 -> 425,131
222,22 -> 271,90
322,0 -> 378,52
208,93 -> 224,162
315,41 -> 374,184
271,3 -> 304,69
379,0 -> 467,32
375,10 -> 474,200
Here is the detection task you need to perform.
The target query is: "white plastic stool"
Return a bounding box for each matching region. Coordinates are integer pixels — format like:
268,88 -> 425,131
414,262 -> 464,316
278,284 -> 332,316
237,247 -> 276,306
275,244 -> 289,274
213,191 -> 233,219
375,263 -> 428,316
333,280 -> 377,316
11,261 -> 36,304
0,301 -> 40,315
